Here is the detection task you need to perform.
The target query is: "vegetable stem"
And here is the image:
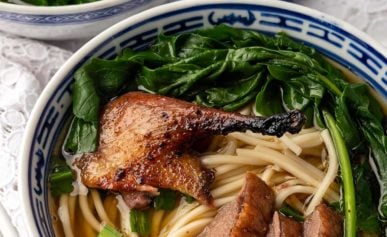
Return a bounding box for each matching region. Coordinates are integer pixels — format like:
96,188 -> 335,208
323,111 -> 356,237
279,205 -> 304,222
154,189 -> 177,210
98,224 -> 122,237
315,74 -> 342,96
49,156 -> 74,197
130,209 -> 150,235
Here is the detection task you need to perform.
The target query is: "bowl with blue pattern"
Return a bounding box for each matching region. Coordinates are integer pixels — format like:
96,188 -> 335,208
19,0 -> 387,236
0,0 -> 173,40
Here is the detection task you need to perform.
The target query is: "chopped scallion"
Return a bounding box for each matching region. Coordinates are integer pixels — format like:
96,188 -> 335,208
98,224 -> 122,237
154,189 -> 177,210
130,210 -> 150,235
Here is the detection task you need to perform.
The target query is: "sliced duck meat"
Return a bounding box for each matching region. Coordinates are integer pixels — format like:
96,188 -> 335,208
198,200 -> 240,237
303,203 -> 343,237
199,172 -> 275,237
267,211 -> 302,237
121,191 -> 157,210
76,92 -> 305,207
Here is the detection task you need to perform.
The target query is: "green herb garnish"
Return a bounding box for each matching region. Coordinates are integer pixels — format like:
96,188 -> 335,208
98,224 -> 122,237
130,210 -> 150,235
49,155 -> 73,197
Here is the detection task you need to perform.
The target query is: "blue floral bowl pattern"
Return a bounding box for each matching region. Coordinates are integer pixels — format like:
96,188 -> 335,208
0,0 -> 172,40
19,0 -> 387,236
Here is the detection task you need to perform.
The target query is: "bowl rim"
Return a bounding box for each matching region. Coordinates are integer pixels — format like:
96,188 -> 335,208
19,0 -> 387,236
0,0 -> 133,14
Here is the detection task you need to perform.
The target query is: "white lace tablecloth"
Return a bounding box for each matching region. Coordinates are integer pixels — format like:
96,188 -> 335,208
0,0 -> 386,236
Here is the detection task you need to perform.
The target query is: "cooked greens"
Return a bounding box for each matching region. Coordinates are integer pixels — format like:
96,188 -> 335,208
153,189 -> 177,211
67,24 -> 387,234
98,224 -> 122,237
323,111 -> 357,237
130,209 -> 150,235
49,155 -> 74,197
7,0 -> 98,6
279,205 -> 305,222
64,117 -> 98,153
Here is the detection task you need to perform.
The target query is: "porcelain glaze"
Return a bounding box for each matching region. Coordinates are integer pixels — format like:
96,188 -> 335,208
19,0 -> 387,236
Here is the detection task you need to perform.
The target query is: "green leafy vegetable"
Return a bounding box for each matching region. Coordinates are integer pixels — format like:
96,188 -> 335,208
353,163 -> 380,233
196,72 -> 263,111
49,156 -> 73,197
184,195 -> 195,204
72,67 -> 100,122
73,58 -> 138,122
254,75 -> 284,116
64,117 -> 98,153
65,58 -> 138,154
98,224 -> 122,237
329,201 -> 342,212
279,205 -> 304,222
70,25 -> 387,232
323,111 -> 357,237
154,189 -> 177,211
130,210 -> 150,235
21,0 -> 97,6
341,84 -> 387,218
334,94 -> 363,151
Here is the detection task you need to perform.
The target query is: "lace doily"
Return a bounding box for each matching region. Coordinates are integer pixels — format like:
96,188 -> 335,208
0,0 -> 385,236
0,32 -> 72,236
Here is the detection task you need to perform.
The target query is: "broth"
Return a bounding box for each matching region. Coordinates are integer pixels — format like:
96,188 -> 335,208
48,42 -> 386,237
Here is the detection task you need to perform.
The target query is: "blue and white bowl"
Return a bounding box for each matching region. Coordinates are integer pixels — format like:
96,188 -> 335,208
0,0 -> 172,40
19,0 -> 387,236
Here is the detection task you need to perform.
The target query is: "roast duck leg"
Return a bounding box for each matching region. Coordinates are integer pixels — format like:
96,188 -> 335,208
75,92 -> 305,208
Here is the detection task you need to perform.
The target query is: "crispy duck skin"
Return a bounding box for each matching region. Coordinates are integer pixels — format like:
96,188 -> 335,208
76,92 -> 305,206
198,172 -> 275,237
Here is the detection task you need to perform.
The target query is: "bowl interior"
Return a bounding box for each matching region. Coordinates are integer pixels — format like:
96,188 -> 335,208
20,0 -> 387,236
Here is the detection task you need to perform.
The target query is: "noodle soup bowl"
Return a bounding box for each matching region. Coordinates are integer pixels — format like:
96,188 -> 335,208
19,0 -> 387,236
0,0 -> 173,40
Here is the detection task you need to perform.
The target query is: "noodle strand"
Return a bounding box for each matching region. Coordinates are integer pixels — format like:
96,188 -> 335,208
58,194 -> 74,237
305,130 -> 339,215
79,194 -> 101,231
275,185 -> 316,209
91,190 -> 114,226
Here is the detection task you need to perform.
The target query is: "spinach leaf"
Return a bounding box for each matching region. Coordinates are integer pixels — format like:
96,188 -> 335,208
334,94 -> 363,152
343,84 -> 387,219
196,72 -> 262,111
68,58 -> 138,153
119,49 -> 174,68
85,58 -> 138,98
281,84 -> 310,110
64,117 -> 98,153
154,189 -> 177,211
353,163 -> 381,233
255,76 -> 284,116
22,0 -> 97,6
139,61 -> 224,96
73,66 -> 100,122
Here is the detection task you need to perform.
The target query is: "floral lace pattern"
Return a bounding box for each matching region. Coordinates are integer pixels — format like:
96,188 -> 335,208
0,32 -> 72,236
0,0 -> 385,236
